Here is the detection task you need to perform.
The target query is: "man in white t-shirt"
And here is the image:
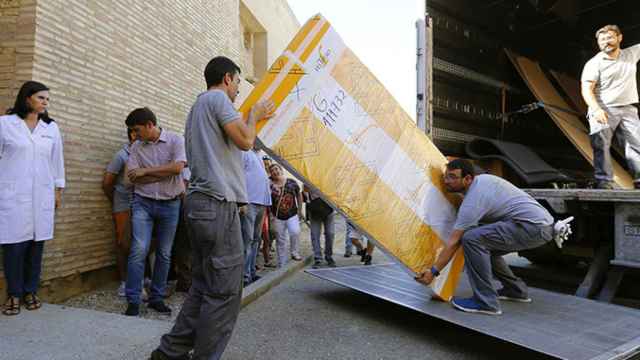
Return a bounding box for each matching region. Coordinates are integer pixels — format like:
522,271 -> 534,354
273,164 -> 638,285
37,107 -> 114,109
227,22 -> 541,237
581,24 -> 640,189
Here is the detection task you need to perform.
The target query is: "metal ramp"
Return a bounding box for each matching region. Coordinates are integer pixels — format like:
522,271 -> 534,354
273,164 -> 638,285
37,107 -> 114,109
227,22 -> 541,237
306,263 -> 640,360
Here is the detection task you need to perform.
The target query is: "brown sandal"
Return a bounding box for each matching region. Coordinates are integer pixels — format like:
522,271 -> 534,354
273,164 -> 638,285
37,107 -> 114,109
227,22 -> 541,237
2,296 -> 20,316
23,293 -> 42,311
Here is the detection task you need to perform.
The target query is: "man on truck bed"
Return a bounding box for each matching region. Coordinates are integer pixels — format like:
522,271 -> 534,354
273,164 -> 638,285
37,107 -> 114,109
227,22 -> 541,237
581,24 -> 640,190
415,159 -> 554,315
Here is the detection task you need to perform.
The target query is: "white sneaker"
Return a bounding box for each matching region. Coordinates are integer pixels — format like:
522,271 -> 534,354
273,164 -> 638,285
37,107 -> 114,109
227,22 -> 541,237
117,281 -> 126,297
553,216 -> 574,249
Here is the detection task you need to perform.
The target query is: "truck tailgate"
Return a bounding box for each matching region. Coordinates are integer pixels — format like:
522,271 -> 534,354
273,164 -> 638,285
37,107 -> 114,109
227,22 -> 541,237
306,263 -> 640,360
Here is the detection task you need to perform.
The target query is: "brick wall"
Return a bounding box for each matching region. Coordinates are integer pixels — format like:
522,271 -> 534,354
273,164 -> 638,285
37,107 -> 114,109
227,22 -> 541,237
0,0 -> 297,286
0,0 -> 36,113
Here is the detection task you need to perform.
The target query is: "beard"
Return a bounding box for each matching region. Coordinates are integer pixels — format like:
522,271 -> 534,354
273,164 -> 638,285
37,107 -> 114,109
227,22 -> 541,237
601,43 -> 618,53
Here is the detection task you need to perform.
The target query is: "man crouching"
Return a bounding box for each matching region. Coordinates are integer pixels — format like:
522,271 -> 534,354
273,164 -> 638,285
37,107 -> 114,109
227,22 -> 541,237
415,159 -> 554,315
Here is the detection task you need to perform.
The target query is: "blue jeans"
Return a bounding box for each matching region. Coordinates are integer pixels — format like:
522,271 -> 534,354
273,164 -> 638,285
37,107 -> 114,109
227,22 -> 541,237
345,222 -> 353,252
2,240 -> 44,297
240,204 -> 266,282
126,194 -> 180,305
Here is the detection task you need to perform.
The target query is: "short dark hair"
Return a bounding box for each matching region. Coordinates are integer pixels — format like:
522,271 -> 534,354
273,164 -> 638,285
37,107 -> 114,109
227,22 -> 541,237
127,127 -> 136,141
204,56 -> 241,88
446,158 -> 475,178
7,81 -> 53,123
125,107 -> 157,127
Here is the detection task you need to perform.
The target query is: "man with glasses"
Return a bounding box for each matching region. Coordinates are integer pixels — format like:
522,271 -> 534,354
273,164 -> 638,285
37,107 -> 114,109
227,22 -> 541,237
581,24 -> 640,189
415,159 -> 554,315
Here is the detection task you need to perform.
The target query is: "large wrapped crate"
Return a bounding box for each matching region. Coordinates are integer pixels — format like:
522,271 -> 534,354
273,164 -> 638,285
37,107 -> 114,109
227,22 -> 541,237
240,14 -> 464,300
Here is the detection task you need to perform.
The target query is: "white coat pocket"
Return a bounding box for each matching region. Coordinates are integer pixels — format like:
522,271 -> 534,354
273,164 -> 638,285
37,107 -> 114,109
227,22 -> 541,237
0,181 -> 16,206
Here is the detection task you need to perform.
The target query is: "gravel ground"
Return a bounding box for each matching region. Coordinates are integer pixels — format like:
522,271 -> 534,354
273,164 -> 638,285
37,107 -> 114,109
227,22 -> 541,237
62,216 -> 349,322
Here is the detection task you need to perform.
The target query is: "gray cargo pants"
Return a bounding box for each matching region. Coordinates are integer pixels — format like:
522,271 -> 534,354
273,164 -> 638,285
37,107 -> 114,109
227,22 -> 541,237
461,220 -> 553,312
158,192 -> 244,360
591,104 -> 640,184
310,211 -> 335,262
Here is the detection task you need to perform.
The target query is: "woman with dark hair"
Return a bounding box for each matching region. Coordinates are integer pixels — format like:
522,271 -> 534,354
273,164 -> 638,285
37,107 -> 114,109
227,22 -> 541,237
268,163 -> 303,267
0,81 -> 65,316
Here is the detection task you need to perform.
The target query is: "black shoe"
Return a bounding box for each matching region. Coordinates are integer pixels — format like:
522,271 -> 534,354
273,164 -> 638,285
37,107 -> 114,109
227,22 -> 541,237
357,249 -> 366,262
344,250 -> 352,258
326,257 -> 336,267
252,275 -> 262,282
175,281 -> 190,293
149,349 -> 191,360
148,301 -> 172,314
363,255 -> 372,265
149,349 -> 167,360
124,303 -> 140,316
312,260 -> 323,269
243,279 -> 251,287
596,181 -> 615,190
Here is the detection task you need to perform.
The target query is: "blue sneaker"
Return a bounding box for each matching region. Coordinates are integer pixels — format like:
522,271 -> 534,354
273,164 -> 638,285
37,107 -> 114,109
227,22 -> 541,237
451,297 -> 502,315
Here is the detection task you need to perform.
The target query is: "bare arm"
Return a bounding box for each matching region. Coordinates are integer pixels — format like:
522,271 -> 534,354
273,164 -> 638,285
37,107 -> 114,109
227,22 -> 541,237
581,81 -> 608,124
223,100 -> 275,151
415,229 -> 464,285
128,162 -> 185,183
55,188 -> 63,209
102,172 -> 116,202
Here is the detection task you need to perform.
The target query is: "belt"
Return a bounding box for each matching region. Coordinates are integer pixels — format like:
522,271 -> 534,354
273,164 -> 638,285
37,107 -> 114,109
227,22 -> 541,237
135,193 -> 181,202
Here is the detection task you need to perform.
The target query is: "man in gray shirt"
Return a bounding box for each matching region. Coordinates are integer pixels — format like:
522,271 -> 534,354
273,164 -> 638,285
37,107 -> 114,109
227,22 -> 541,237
416,159 -> 554,315
152,57 -> 273,360
581,24 -> 640,189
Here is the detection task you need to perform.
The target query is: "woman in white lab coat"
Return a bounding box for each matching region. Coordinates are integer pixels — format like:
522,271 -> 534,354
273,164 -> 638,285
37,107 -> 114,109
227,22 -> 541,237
1,81 -> 65,316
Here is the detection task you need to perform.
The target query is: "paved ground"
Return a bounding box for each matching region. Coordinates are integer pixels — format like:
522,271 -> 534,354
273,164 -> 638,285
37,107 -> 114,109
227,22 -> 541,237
6,216 -> 636,359
0,303 -> 170,360
60,216 -> 349,321
220,256 -> 549,360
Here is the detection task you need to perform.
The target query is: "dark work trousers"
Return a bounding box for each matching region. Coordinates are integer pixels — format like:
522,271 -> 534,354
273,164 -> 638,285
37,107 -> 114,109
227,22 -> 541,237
461,221 -> 553,312
172,198 -> 192,290
310,211 -> 335,262
2,240 -> 45,297
158,192 -> 244,360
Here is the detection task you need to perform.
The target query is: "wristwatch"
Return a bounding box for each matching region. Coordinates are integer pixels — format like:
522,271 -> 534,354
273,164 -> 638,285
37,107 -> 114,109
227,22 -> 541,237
430,266 -> 440,277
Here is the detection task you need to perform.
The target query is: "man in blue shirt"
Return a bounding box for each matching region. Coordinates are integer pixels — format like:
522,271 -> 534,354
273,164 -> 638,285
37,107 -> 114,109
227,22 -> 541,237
240,147 -> 272,286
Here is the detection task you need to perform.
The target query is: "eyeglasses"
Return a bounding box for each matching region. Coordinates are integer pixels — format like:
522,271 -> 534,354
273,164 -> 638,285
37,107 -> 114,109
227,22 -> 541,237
444,173 -> 462,180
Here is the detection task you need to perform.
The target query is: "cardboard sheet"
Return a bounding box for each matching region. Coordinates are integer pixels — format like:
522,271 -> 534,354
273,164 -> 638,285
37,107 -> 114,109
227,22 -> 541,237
506,50 -> 633,189
550,70 -> 626,159
550,70 -> 588,115
239,14 -> 464,300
